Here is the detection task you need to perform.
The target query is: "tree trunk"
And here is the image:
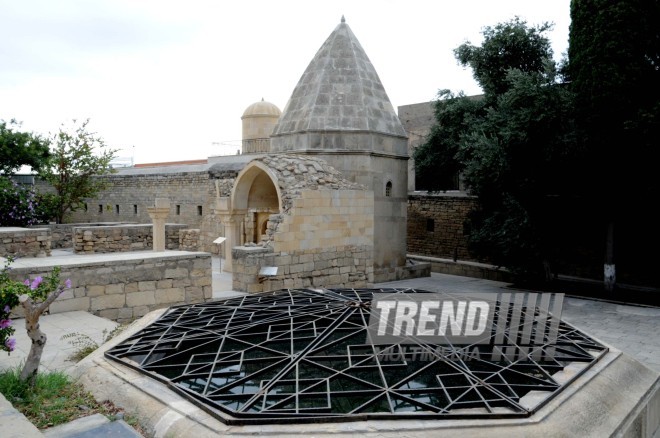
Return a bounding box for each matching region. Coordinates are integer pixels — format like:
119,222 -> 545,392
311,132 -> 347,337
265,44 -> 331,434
604,221 -> 615,292
19,310 -> 47,382
18,290 -> 61,383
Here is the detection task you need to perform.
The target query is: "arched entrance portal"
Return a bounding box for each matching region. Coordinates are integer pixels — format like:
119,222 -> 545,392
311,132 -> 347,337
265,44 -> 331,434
222,162 -> 282,272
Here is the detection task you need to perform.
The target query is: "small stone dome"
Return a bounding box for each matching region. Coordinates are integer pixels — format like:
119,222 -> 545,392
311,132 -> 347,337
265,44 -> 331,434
242,98 -> 281,119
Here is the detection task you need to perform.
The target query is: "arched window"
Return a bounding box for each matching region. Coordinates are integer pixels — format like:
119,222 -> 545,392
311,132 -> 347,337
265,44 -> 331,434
385,181 -> 392,197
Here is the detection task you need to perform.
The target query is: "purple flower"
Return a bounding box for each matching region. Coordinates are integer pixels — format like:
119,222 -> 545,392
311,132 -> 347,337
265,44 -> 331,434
0,319 -> 11,329
65,279 -> 72,289
3,305 -> 10,313
5,338 -> 16,352
23,279 -> 30,286
30,276 -> 43,290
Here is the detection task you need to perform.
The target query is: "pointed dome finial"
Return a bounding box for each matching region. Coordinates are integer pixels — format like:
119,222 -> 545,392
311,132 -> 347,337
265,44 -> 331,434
341,15 -> 345,23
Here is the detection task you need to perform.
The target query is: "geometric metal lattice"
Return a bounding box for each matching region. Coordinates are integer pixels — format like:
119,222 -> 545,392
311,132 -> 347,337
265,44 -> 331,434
105,288 -> 608,425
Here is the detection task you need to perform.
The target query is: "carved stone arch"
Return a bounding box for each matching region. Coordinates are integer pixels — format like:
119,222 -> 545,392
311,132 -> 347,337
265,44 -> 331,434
231,161 -> 283,213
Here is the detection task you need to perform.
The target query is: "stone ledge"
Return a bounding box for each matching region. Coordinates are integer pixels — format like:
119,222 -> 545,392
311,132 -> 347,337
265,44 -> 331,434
0,392 -> 43,438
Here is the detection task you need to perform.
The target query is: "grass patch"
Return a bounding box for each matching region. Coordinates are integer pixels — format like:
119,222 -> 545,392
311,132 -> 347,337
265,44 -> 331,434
61,324 -> 127,362
0,366 -> 144,433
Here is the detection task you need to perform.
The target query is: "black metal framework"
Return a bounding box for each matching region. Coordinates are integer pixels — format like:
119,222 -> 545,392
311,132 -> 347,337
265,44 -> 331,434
105,288 -> 608,425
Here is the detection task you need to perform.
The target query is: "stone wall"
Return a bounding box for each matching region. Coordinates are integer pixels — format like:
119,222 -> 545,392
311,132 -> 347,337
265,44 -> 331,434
30,222 -> 136,249
407,193 -> 479,262
73,224 -> 187,253
8,252 -> 212,323
179,229 -> 201,251
0,227 -> 51,258
232,244 -> 372,293
66,172 -> 214,226
50,167 -> 240,255
230,186 -> 375,293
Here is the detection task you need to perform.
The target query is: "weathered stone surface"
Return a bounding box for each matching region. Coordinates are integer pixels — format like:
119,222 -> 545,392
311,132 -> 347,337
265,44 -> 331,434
7,252 -> 212,322
0,227 -> 52,258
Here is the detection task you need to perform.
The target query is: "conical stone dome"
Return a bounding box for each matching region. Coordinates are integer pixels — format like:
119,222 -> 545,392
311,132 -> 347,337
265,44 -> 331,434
271,17 -> 407,155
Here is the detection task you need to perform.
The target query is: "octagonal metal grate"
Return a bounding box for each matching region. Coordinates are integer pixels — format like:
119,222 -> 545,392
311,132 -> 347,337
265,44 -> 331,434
105,288 -> 608,425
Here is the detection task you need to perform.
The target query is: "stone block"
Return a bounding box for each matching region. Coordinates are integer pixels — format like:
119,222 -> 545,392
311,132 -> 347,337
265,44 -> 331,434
156,288 -> 185,304
156,279 -> 173,289
165,268 -> 188,278
118,307 -> 134,321
126,291 -> 156,307
87,285 -> 106,297
49,297 -> 90,313
138,281 -> 157,291
185,286 -> 204,303
105,284 -> 125,295
91,294 -> 126,311
192,276 -> 211,287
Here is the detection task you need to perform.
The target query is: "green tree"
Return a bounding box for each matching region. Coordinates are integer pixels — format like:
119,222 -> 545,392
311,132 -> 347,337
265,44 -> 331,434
567,0 -> 660,291
39,119 -> 117,224
415,17 -> 575,282
0,119 -> 51,175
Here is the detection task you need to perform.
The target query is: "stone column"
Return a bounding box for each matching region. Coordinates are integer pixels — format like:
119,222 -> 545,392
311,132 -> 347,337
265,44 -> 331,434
147,198 -> 170,251
220,213 -> 244,272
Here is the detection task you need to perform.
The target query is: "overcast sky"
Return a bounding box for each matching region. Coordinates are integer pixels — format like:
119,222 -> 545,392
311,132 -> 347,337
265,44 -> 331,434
1,0 -> 571,165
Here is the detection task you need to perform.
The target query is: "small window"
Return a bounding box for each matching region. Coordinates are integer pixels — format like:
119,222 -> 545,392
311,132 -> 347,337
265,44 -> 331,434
426,218 -> 435,232
133,205 -> 138,214
176,205 -> 181,215
385,181 -> 392,197
98,204 -> 103,214
197,205 -> 203,216
115,205 -> 120,214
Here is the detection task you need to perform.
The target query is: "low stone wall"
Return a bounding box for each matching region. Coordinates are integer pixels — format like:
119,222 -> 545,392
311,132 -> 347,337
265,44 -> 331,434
232,244 -> 373,293
0,227 -> 51,258
408,254 -> 512,283
8,251 -> 212,323
73,224 -> 187,253
179,229 -> 201,251
32,222 -> 136,249
408,193 -> 479,262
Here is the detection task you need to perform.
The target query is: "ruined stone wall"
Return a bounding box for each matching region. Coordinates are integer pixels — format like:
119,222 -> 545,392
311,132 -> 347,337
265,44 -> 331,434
231,187 -> 375,293
30,222 -> 136,249
0,228 -> 51,258
8,253 -> 212,323
179,229 -> 200,251
59,170 -> 237,254
407,193 -> 479,261
73,224 -> 187,253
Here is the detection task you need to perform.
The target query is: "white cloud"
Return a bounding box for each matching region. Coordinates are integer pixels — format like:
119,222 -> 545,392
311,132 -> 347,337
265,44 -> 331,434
0,0 -> 571,164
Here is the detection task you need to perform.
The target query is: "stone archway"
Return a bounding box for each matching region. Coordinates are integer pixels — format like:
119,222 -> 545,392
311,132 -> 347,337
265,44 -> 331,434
222,162 -> 282,271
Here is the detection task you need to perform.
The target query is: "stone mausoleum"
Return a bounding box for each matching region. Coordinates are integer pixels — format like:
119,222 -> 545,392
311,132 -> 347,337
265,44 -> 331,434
65,17 -> 426,291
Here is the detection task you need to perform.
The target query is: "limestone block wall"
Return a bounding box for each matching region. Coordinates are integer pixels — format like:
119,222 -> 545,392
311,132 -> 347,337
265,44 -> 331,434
67,172 -> 214,228
73,224 -> 187,253
179,229 -> 201,251
0,227 -> 51,258
270,189 -> 374,254
231,188 -> 375,293
407,193 -> 479,262
232,244 -> 372,293
8,252 -> 212,323
30,222 -> 135,249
